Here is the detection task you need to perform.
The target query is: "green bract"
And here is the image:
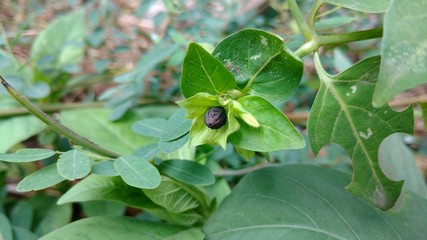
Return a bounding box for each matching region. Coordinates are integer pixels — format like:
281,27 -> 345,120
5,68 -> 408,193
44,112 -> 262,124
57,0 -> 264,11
178,29 -> 305,152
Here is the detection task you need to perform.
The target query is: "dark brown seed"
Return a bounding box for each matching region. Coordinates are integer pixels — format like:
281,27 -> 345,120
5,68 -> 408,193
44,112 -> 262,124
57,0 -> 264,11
204,106 -> 227,129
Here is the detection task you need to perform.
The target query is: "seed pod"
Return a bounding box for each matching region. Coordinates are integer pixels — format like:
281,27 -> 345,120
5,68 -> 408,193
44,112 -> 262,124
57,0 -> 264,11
204,106 -> 227,129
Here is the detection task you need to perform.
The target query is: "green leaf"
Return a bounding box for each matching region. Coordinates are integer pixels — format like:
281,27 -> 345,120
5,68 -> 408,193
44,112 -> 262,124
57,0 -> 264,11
16,164 -> 65,192
12,226 -> 38,240
131,118 -> 168,138
373,0 -> 427,106
181,42 -> 236,98
142,176 -> 206,214
134,143 -> 161,160
58,174 -> 158,209
114,155 -> 161,189
204,165 -> 427,240
35,203 -> 72,236
11,201 -> 33,229
81,201 -> 125,217
159,133 -> 190,154
57,150 -> 91,180
0,116 -> 46,153
323,0 -> 390,13
39,216 -> 191,240
60,107 -> 176,155
164,228 -> 204,240
309,54 -> 414,209
212,29 -> 303,102
91,161 -> 119,176
229,95 -> 305,152
0,148 -> 55,162
379,134 -> 427,199
158,159 -> 215,186
161,109 -> 192,141
0,213 -> 12,240
30,9 -> 87,70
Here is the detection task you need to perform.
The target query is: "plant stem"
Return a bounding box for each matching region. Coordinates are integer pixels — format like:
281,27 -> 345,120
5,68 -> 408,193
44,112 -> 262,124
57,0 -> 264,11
288,0 -> 314,41
0,75 -> 121,158
213,162 -> 269,177
306,0 -> 324,30
295,28 -> 383,58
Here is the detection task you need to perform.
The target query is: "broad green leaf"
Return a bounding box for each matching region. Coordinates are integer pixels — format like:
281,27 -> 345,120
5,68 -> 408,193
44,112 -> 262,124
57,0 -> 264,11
164,228 -> 204,240
58,174 -> 158,209
143,176 -> 206,213
35,203 -> 72,236
379,134 -> 427,199
0,116 -> 46,153
39,216 -> 190,240
146,208 -> 203,226
212,29 -> 303,102
0,148 -> 55,162
133,143 -> 161,160
0,213 -> 12,240
57,150 -> 91,180
114,155 -> 161,189
81,201 -> 125,217
91,161 -> 119,176
161,109 -> 192,141
323,0 -> 390,13
229,95 -> 305,152
30,9 -> 86,70
373,0 -> 427,106
12,226 -> 38,240
309,54 -> 414,209
159,133 -> 190,154
11,201 -> 33,229
204,165 -> 427,240
181,42 -> 236,98
60,107 -> 176,155
131,118 -> 168,138
16,164 -> 65,192
159,159 -> 214,186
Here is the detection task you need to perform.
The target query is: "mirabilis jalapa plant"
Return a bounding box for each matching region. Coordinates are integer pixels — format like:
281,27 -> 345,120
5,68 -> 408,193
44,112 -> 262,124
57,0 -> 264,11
177,29 -> 306,155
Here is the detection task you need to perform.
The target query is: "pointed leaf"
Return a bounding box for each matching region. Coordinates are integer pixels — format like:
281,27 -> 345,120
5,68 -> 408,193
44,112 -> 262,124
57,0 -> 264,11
229,95 -> 305,152
308,54 -> 413,209
39,216 -> 191,240
0,148 -> 55,162
181,42 -> 236,98
373,0 -> 427,106
58,174 -> 157,209
213,29 -> 303,102
114,155 -> 161,189
57,150 -> 91,180
204,165 -> 427,240
159,159 -> 214,186
16,164 -> 65,192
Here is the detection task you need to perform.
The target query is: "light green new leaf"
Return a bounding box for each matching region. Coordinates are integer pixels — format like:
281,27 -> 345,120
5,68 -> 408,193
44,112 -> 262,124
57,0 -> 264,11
373,0 -> 427,106
181,42 -> 236,98
159,159 -> 215,186
16,164 -> 65,192
30,9 -> 86,69
143,176 -> 206,214
57,150 -> 91,180
213,29 -> 303,102
323,0 -> 390,13
114,155 -> 161,189
204,165 -> 427,240
229,95 -> 305,152
39,216 -> 192,240
0,148 -> 55,162
58,174 -> 157,209
308,54 -> 414,209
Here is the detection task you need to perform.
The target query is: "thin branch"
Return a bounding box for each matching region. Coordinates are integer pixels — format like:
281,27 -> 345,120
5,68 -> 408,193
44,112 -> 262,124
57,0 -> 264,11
0,75 -> 121,158
213,162 -> 270,177
288,0 -> 314,41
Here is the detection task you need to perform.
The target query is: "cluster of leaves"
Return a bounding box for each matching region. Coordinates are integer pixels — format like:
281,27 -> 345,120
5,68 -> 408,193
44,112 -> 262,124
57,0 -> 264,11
0,0 -> 427,239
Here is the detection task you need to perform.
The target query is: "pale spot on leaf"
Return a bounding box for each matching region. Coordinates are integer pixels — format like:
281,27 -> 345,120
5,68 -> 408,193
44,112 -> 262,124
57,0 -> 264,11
359,128 -> 373,140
